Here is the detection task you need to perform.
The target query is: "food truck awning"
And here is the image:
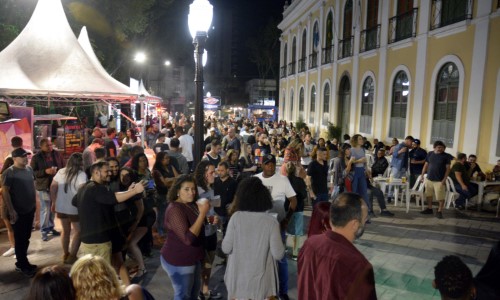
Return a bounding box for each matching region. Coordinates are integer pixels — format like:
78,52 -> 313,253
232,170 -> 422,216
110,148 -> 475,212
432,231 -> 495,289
34,114 -> 78,122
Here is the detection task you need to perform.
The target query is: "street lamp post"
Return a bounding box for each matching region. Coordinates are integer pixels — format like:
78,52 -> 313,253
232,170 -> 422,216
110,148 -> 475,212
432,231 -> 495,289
188,0 -> 213,167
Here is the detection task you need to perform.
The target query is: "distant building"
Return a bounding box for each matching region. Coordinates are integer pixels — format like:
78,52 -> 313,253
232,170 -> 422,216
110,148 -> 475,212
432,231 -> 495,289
246,79 -> 278,105
278,0 -> 500,166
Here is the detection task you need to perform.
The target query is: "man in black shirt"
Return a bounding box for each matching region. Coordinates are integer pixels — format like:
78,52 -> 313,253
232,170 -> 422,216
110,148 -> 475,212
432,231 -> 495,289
104,127 -> 117,157
73,161 -> 144,262
153,133 -> 170,154
307,147 -> 329,206
2,148 -> 37,277
420,141 -> 451,218
213,161 -> 237,235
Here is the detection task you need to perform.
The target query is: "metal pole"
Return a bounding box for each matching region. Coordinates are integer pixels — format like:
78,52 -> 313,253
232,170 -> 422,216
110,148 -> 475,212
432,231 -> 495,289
193,32 -> 207,167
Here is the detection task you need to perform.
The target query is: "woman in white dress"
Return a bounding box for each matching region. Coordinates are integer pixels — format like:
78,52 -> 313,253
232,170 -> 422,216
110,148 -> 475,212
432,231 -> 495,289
222,177 -> 285,300
49,153 -> 87,264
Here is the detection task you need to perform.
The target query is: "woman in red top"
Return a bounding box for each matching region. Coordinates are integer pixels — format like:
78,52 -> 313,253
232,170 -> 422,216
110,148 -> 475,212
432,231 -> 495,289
161,175 -> 210,300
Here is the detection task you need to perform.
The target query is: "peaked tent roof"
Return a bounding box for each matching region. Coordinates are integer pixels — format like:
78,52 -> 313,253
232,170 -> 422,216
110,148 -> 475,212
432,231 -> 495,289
0,0 -> 135,101
77,26 -> 136,96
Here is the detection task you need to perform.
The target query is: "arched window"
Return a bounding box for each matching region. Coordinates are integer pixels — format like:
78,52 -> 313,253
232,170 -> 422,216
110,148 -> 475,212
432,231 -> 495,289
338,75 -> 351,137
389,71 -> 409,138
340,0 -> 353,58
289,37 -> 297,75
326,12 -> 333,46
299,29 -> 307,72
290,89 -> 294,119
322,83 -> 330,126
431,62 -> 459,145
310,22 -> 319,68
360,77 -> 374,134
299,87 -> 305,120
323,12 -> 334,64
309,86 -> 316,124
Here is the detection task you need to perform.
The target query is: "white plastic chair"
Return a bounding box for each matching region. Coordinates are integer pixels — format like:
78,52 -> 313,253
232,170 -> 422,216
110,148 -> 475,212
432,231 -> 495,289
445,177 -> 466,209
409,175 -> 425,211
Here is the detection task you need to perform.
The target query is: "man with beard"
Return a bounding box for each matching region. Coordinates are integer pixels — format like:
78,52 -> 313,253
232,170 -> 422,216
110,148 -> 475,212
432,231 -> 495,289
72,161 -> 144,263
298,192 -> 376,300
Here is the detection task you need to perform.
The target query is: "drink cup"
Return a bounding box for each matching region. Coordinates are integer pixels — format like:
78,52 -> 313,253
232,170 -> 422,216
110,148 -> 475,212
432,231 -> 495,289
402,176 -> 407,183
196,198 -> 209,205
207,215 -> 215,224
211,195 -> 221,207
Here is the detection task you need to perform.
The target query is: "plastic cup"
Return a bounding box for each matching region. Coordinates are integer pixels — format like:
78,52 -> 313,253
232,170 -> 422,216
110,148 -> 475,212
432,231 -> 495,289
196,198 -> 209,204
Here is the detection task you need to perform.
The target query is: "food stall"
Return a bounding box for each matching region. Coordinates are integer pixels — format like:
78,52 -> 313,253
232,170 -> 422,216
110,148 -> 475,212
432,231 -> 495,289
33,114 -> 83,157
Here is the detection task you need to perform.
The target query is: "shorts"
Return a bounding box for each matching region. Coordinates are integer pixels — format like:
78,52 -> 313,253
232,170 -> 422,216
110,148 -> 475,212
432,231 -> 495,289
79,241 -> 112,263
424,179 -> 446,201
202,233 -> 217,269
286,212 -> 304,236
56,212 -> 79,222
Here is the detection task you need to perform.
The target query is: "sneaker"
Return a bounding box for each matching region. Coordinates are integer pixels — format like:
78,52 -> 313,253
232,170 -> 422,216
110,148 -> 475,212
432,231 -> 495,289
50,229 -> 61,236
64,254 -> 78,265
436,211 -> 443,219
420,208 -> 433,214
380,210 -> 395,217
15,266 -> 36,278
2,247 -> 15,257
41,232 -> 48,241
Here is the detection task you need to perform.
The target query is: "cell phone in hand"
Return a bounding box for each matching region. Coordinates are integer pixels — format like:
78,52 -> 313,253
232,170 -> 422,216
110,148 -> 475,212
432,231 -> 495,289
147,179 -> 155,189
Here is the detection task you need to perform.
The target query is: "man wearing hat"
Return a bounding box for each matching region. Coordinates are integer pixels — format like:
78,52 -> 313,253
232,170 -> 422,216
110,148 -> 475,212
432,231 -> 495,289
409,138 -> 427,188
30,138 -> 64,242
255,154 -> 297,300
2,148 -> 37,277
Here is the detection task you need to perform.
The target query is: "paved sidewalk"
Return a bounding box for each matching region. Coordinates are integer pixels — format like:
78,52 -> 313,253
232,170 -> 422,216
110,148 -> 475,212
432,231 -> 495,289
0,203 -> 498,299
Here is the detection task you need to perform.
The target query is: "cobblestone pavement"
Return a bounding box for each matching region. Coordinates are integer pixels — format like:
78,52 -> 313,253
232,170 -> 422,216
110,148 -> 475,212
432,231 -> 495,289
0,202 -> 499,299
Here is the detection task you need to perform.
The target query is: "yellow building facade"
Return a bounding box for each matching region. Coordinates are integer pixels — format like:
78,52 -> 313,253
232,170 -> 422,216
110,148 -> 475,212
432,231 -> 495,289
278,0 -> 500,167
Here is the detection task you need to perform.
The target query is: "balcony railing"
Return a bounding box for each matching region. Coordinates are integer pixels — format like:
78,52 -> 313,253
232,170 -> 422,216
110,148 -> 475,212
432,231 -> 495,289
360,25 -> 380,53
321,46 -> 333,64
280,66 -> 286,78
388,8 -> 418,44
309,52 -> 318,69
298,57 -> 307,73
288,61 -> 296,75
430,0 -> 472,30
338,36 -> 354,59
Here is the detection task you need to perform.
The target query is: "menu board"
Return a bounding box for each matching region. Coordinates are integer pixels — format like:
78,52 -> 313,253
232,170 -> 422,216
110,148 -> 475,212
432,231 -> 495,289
64,124 -> 84,155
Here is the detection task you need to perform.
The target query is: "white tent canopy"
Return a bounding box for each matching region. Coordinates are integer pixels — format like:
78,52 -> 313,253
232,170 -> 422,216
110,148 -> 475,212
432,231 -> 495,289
0,0 -> 136,101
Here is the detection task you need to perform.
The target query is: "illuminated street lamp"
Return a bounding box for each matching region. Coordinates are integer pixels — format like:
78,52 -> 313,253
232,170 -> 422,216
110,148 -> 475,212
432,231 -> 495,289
134,52 -> 147,63
188,0 -> 213,166
164,60 -> 171,66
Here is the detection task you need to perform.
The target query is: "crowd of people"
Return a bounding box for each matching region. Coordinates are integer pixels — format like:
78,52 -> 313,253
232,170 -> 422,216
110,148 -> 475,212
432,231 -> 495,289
0,112 -> 499,300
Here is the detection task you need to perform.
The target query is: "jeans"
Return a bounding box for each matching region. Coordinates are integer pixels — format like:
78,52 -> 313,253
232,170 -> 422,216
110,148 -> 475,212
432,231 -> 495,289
352,167 -> 369,206
454,182 -> 478,206
156,196 -> 168,236
367,185 -> 387,211
161,256 -> 201,300
13,211 -> 35,268
278,229 -> 289,295
39,191 -> 54,233
313,193 -> 329,206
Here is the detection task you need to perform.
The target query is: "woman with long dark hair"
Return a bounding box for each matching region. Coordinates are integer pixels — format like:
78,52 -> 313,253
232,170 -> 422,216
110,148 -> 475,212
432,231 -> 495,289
122,128 -> 141,146
194,160 -> 221,299
224,149 -> 241,181
49,153 -> 87,264
222,177 -> 284,299
152,152 -> 179,237
26,265 -> 75,300
161,175 -> 209,300
129,153 -> 154,280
